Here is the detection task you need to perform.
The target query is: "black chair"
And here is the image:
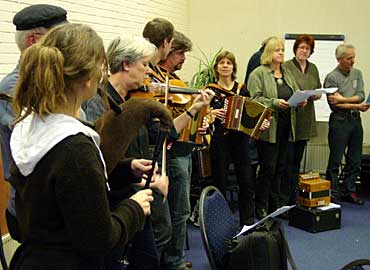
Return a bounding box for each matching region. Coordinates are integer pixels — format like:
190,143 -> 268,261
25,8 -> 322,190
199,186 -> 239,270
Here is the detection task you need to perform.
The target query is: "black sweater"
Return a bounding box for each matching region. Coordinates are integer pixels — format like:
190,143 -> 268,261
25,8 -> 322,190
9,134 -> 145,270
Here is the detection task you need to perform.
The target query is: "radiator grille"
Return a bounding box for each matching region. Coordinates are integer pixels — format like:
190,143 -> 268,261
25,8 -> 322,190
302,143 -> 370,174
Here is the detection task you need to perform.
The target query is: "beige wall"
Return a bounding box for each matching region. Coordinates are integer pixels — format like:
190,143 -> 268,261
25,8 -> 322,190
0,0 -> 190,80
187,0 -> 370,144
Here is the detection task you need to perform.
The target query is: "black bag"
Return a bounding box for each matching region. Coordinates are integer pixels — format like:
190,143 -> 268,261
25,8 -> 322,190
223,218 -> 298,270
341,259 -> 370,270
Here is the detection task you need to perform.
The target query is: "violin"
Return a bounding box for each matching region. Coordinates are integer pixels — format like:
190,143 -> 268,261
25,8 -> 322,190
129,79 -> 200,105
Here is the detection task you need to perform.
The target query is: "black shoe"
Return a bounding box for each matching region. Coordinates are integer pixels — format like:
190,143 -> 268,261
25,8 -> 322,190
341,193 -> 364,205
256,208 -> 267,220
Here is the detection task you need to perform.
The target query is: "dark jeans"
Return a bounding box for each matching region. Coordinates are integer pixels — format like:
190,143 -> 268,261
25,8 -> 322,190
166,154 -> 192,270
256,122 -> 290,213
126,219 -> 160,270
210,132 -> 254,224
281,140 -> 307,205
326,112 -> 363,197
107,192 -> 160,270
151,189 -> 172,261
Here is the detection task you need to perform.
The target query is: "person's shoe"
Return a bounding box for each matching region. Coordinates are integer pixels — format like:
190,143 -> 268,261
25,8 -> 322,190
341,192 -> 364,205
178,261 -> 192,270
185,261 -> 192,268
255,208 -> 267,220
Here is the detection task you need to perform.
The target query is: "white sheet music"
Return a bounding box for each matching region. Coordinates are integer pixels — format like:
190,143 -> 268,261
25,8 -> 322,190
287,88 -> 338,106
234,205 -> 295,238
285,38 -> 344,121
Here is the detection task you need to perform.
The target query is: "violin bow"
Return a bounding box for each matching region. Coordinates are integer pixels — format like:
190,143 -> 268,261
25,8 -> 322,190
144,74 -> 169,191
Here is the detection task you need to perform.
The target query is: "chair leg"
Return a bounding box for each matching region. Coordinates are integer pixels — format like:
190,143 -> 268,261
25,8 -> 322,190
0,226 -> 8,270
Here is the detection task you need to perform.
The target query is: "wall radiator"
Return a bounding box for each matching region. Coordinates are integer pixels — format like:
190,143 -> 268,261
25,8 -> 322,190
302,143 -> 370,174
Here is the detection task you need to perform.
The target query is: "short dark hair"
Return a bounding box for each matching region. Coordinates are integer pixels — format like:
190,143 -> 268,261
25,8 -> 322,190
142,18 -> 174,48
170,31 -> 192,53
293,34 -> 315,55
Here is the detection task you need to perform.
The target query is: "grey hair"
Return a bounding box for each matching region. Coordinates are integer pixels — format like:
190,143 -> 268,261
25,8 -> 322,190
14,27 -> 48,52
336,44 -> 355,59
107,34 -> 156,74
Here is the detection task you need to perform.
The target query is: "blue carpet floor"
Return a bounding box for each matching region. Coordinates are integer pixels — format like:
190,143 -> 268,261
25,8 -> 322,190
186,199 -> 370,270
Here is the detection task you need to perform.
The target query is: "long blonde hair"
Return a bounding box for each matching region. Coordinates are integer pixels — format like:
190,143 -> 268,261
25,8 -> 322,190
13,23 -> 107,123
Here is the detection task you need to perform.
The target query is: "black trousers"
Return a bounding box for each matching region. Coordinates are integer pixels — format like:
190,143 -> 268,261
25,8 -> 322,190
255,123 -> 290,214
281,140 -> 307,205
210,132 -> 254,225
326,112 -> 363,197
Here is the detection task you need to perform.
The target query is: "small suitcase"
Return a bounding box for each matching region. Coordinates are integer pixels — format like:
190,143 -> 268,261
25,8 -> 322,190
289,205 -> 341,233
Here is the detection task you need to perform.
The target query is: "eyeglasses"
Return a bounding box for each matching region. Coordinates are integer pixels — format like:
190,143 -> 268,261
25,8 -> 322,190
297,46 -> 311,51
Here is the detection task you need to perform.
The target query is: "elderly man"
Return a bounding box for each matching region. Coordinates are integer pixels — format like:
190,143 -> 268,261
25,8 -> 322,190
324,44 -> 370,205
0,4 -> 68,241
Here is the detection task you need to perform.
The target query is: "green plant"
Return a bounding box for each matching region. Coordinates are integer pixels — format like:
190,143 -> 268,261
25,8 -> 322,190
190,47 -> 222,89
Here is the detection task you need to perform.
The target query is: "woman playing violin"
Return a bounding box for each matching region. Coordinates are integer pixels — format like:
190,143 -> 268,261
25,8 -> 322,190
207,50 -> 255,226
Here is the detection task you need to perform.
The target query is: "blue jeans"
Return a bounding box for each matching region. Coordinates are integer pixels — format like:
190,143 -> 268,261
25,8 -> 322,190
166,154 -> 192,270
326,112 -> 363,197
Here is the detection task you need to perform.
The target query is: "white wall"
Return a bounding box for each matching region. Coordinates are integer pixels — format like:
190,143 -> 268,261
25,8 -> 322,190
0,0 -> 190,80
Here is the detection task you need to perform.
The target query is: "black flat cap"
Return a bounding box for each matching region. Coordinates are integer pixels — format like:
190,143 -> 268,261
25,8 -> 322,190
13,4 -> 67,31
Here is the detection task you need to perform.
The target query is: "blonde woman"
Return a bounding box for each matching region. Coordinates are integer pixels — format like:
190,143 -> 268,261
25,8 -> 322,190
248,37 -> 304,218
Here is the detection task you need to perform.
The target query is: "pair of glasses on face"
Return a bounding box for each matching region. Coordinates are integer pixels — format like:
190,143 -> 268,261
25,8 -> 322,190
298,46 -> 311,51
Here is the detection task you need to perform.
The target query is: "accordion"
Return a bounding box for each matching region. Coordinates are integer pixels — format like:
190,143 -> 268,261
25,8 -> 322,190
298,178 -> 331,208
223,95 -> 272,139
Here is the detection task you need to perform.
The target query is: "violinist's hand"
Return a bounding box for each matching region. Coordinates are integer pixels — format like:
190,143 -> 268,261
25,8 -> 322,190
189,89 -> 215,113
278,99 -> 290,109
130,189 -> 153,216
131,159 -> 156,179
212,108 -> 226,121
259,116 -> 272,131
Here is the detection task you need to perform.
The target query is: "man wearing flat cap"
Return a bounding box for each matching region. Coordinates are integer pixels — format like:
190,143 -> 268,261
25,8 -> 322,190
0,4 -> 68,242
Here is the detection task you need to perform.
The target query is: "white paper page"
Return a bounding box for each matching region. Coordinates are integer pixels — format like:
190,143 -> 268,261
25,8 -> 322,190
234,205 -> 295,238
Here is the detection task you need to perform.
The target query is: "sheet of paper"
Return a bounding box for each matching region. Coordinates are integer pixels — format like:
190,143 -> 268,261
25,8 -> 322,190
317,203 -> 341,211
287,88 -> 338,106
234,205 -> 295,238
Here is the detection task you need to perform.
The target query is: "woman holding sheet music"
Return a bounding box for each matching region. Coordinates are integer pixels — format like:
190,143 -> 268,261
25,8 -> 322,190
282,34 -> 322,206
248,37 -> 304,217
